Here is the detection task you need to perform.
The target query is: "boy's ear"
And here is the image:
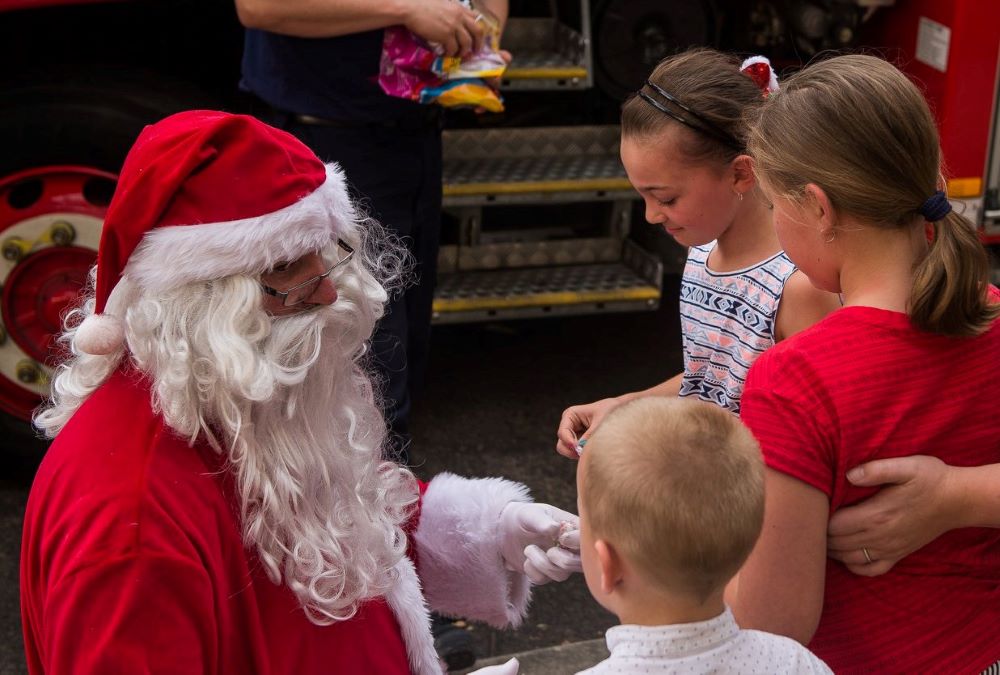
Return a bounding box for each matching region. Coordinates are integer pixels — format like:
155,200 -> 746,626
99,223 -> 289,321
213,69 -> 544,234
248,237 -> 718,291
595,539 -> 625,595
731,154 -> 756,193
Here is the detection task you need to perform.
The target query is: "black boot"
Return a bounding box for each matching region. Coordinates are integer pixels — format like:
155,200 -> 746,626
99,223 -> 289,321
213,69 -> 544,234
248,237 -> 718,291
431,613 -> 476,671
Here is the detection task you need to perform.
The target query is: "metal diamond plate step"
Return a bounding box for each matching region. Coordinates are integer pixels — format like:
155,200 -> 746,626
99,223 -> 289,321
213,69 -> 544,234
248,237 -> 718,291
499,17 -> 591,90
442,126 -> 633,205
432,241 -> 661,323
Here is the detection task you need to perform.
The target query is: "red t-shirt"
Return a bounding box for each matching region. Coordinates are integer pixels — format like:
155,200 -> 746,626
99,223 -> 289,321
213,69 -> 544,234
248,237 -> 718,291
21,369 -> 417,674
741,304 -> 1000,673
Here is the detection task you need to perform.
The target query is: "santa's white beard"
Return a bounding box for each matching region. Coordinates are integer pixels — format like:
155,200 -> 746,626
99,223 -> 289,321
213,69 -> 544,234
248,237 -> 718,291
39,271 -> 419,625
217,308 -> 418,625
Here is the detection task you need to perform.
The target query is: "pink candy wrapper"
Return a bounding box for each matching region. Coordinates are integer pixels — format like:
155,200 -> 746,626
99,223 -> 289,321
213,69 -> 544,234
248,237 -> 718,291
378,6 -> 507,112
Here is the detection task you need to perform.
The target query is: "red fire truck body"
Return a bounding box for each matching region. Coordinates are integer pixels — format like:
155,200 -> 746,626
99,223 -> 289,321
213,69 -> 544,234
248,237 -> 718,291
863,0 -> 1000,241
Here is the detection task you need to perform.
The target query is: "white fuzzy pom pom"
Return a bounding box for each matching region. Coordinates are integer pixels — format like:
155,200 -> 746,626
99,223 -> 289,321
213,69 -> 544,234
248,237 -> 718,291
74,314 -> 125,355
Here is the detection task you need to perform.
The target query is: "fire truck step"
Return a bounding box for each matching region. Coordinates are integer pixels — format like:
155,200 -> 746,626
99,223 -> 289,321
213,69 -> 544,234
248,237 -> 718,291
442,126 -> 632,204
432,261 -> 661,324
498,17 -> 590,90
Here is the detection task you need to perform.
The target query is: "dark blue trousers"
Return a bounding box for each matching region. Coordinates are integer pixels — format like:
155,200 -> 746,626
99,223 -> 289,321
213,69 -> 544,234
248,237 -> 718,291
269,114 -> 443,464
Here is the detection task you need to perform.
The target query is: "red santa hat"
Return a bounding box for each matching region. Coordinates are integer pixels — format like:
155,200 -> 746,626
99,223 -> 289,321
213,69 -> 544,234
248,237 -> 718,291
75,110 -> 353,355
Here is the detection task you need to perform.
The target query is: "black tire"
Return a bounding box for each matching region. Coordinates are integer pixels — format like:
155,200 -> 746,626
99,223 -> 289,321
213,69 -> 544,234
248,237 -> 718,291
592,0 -> 718,102
0,69 -> 220,451
0,68 -> 220,176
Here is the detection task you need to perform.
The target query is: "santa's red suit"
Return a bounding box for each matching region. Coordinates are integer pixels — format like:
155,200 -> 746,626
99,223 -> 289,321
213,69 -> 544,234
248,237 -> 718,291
22,368 -> 532,675
21,111 -> 575,675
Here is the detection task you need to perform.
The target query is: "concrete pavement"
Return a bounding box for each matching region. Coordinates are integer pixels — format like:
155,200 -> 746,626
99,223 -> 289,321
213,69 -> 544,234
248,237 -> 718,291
457,639 -> 610,674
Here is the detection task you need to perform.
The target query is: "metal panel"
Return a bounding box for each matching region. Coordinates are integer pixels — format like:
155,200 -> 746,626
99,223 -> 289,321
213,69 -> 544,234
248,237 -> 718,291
432,240 -> 662,323
442,125 -> 634,205
500,8 -> 593,90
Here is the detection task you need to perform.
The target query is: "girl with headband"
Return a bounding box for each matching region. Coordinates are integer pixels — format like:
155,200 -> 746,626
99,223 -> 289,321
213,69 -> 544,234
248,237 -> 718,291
730,54 -> 1000,672
556,48 -> 840,457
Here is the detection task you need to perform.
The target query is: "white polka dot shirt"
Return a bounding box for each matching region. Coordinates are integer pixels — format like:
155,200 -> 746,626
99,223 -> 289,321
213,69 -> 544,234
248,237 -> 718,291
576,607 -> 832,674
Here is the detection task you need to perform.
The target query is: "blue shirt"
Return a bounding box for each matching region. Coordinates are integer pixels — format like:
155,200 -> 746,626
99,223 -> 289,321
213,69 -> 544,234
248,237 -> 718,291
241,28 -> 426,122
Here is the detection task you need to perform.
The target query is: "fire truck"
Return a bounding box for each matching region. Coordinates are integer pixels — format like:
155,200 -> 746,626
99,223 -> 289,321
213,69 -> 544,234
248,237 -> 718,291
1,0 -> 998,441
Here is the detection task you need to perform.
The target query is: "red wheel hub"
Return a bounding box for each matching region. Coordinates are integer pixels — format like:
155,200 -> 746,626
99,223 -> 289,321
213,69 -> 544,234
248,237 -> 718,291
4,246 -> 97,362
0,166 -> 115,420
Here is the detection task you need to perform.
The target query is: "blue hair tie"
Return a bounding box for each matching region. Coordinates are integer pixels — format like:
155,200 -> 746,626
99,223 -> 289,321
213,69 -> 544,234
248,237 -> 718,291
918,190 -> 952,222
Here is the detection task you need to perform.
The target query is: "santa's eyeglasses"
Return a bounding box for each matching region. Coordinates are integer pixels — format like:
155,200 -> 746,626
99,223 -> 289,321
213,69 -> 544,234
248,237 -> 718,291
260,239 -> 355,307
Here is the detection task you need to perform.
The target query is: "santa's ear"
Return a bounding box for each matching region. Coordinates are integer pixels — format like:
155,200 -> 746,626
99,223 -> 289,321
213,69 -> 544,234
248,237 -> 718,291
595,539 -> 624,595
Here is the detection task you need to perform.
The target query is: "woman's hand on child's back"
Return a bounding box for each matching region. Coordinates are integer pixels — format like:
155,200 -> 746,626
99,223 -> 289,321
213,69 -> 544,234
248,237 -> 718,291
556,397 -> 623,459
827,455 -> 956,576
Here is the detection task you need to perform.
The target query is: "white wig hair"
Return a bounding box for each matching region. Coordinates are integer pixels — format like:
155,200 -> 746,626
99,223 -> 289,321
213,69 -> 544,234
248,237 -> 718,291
35,215 -> 420,625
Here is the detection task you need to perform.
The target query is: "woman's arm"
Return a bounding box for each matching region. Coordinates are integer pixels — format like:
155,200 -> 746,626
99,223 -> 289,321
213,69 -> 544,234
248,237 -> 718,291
727,468 -> 829,645
235,0 -> 485,56
828,457 -> 1000,575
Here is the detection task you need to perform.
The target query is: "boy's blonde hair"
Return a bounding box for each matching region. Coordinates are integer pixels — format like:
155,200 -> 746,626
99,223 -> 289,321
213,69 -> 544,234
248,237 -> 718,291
621,48 -> 766,166
746,54 -> 999,337
582,397 -> 764,602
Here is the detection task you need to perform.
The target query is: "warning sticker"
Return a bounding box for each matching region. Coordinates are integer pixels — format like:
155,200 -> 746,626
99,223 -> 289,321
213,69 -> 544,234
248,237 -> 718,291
916,16 -> 950,73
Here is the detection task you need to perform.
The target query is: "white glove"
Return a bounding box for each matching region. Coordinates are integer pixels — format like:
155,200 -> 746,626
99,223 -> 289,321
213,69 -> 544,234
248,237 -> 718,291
523,543 -> 582,584
467,657 -> 519,675
498,501 -> 581,583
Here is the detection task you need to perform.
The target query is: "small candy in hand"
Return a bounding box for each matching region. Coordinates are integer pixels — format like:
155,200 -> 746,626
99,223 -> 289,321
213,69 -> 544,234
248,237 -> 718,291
558,520 -> 580,550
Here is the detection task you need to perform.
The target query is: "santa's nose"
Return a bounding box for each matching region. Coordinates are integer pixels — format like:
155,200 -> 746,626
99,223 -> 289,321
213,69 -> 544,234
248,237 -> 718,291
296,254 -> 338,306
307,277 -> 338,306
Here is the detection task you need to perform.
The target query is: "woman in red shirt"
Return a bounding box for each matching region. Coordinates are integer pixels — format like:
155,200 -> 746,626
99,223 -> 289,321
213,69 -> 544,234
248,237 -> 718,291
728,54 -> 1000,673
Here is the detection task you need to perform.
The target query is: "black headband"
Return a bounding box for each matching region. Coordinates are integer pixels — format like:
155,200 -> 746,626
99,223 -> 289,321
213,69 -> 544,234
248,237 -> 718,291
637,80 -> 743,151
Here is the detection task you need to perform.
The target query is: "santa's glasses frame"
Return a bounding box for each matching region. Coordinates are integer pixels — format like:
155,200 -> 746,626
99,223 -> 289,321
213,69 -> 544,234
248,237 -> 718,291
260,239 -> 355,307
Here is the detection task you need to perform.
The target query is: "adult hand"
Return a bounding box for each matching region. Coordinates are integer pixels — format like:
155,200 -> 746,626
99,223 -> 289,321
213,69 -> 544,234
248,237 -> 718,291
827,455 -> 955,576
402,0 -> 485,56
468,657 -> 519,674
498,501 -> 579,579
555,397 -> 622,459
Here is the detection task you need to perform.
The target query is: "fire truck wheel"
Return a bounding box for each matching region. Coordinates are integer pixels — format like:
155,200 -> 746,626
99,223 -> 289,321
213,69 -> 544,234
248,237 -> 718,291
592,0 -> 716,101
0,73 -> 215,451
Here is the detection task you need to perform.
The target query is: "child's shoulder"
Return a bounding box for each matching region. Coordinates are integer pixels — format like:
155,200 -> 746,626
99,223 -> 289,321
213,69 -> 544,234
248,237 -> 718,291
774,270 -> 843,341
737,629 -> 833,673
746,312 -> 845,393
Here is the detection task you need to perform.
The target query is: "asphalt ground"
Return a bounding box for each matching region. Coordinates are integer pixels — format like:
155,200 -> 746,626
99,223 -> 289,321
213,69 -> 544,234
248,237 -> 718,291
0,274 -> 683,673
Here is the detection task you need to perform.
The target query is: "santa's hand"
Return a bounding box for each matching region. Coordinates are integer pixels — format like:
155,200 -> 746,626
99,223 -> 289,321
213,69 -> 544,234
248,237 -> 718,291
524,544 -> 582,584
498,501 -> 579,574
468,657 -> 519,674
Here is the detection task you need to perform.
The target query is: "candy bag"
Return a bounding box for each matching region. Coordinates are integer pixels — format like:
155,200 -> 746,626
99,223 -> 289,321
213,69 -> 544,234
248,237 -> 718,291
378,1 -> 506,112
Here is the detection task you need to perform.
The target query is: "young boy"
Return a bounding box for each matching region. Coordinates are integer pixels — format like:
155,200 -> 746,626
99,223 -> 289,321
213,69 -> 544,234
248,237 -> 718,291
575,397 -> 831,674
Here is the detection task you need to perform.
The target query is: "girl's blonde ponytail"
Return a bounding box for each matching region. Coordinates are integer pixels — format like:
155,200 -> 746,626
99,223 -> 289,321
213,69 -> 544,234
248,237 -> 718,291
911,211 -> 998,336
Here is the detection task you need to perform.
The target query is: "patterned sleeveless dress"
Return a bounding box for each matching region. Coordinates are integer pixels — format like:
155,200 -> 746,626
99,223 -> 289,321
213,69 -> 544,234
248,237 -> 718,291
678,243 -> 797,413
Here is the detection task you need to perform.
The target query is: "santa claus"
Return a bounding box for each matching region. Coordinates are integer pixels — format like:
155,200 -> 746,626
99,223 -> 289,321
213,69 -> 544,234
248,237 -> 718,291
21,111 -> 579,675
